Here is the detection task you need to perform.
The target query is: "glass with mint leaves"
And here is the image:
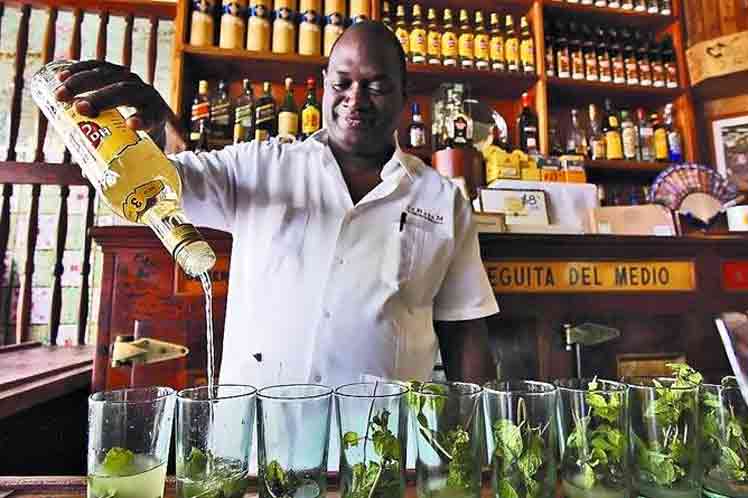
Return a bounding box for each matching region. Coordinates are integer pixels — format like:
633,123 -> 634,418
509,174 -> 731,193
257,384 -> 334,498
335,382 -> 409,498
701,376 -> 748,498
483,380 -> 558,498
555,378 -> 629,498
87,386 -> 176,498
175,384 -> 257,498
627,364 -> 703,498
409,381 -> 484,498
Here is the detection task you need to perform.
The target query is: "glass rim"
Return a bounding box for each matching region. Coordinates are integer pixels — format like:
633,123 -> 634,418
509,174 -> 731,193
89,386 -> 176,405
409,381 -> 483,398
625,376 -> 700,391
484,379 -> 556,396
257,383 -> 333,400
554,378 -> 627,394
334,381 -> 409,399
177,383 -> 257,401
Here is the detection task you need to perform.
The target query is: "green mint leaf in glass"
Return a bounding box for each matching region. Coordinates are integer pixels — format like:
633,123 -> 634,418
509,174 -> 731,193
493,419 -> 524,462
101,447 -> 135,476
343,431 -> 360,450
498,478 -> 520,498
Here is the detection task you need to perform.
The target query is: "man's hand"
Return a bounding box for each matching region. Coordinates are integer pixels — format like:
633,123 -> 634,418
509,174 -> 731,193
54,60 -> 171,145
435,319 -> 496,385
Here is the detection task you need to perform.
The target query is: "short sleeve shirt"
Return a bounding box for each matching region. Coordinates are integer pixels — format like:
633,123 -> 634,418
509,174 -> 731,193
171,131 -> 499,389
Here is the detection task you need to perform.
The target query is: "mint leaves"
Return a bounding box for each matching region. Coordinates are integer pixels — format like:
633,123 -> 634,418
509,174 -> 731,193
101,447 -> 136,476
701,378 -> 748,485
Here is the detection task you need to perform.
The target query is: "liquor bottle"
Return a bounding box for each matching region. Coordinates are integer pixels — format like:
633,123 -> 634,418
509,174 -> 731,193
650,35 -> 665,87
569,22 -> 585,80
662,36 -> 678,88
489,12 -> 505,72
277,77 -> 298,143
555,21 -> 570,78
622,0 -> 634,9
622,29 -> 639,85
474,10 -> 490,70
381,1 -> 393,31
432,100 -> 444,150
300,76 -> 321,140
659,0 -> 672,15
349,0 -> 370,23
595,0 -> 607,8
566,108 -> 588,156
209,80 -> 233,146
517,92 -> 539,155
408,102 -> 426,148
596,26 -> 612,83
608,0 -> 621,9
395,4 -> 411,62
582,24 -> 598,81
220,0 -> 247,49
298,0 -> 322,56
31,59 -> 216,277
190,0 -> 216,46
446,86 -> 473,147
636,32 -> 652,86
255,81 -> 276,141
636,108 -> 654,161
588,104 -> 606,160
609,28 -> 626,84
549,116 -> 564,156
410,4 -> 427,64
247,0 -> 271,51
519,16 -> 534,73
602,98 -> 623,160
323,0 -> 345,56
233,79 -> 255,144
664,103 -> 682,162
195,117 -> 210,153
190,80 -> 211,149
647,0 -> 659,14
635,0 -> 647,11
441,9 -> 458,67
458,9 -> 475,69
426,8 -> 442,65
621,110 -> 638,160
272,0 -> 296,54
504,14 -> 519,72
653,112 -> 668,162
544,21 -> 555,77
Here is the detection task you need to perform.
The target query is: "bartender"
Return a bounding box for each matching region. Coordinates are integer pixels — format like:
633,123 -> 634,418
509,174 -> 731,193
55,20 -> 499,389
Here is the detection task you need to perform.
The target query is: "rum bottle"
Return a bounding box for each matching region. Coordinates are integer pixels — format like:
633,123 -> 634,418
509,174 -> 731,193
426,7 -> 442,65
382,1 -> 393,31
190,80 -> 211,149
489,12 -> 505,72
519,16 -> 534,73
555,21 -> 570,78
323,0 -> 345,56
209,79 -> 233,146
588,104 -> 606,160
582,24 -> 598,81
636,107 -> 654,162
441,9 -> 458,67
219,0 -> 247,49
609,28 -> 626,84
602,98 -> 623,160
394,4 -> 411,62
544,21 -> 555,77
566,108 -> 588,156
190,0 -> 216,46
597,26 -> 612,83
300,76 -> 321,140
410,4 -> 427,64
246,0 -> 271,51
474,10 -> 490,70
504,14 -> 519,71
621,110 -> 638,160
517,92 -> 539,155
272,0 -> 296,54
298,0 -> 322,56
664,103 -> 682,162
622,29 -> 639,85
458,8 -> 475,69
662,36 -> 678,88
636,32 -> 652,86
569,22 -> 584,80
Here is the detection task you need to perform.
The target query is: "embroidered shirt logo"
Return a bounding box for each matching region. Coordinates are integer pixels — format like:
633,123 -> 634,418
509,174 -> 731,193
406,206 -> 444,224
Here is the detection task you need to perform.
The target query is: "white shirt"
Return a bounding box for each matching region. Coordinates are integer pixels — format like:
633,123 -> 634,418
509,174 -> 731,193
172,130 -> 499,390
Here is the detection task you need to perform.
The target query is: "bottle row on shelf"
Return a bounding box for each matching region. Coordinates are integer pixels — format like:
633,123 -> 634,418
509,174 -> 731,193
189,77 -> 322,151
189,0 -> 370,56
385,2 -> 535,73
551,0 -> 672,15
552,99 -> 682,163
544,20 -> 678,88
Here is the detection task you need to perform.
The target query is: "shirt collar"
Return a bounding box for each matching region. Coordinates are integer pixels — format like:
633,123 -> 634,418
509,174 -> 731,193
309,129 -> 419,181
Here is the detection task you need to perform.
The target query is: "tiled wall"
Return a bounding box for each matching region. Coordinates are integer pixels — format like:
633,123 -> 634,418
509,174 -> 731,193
0,6 -> 175,345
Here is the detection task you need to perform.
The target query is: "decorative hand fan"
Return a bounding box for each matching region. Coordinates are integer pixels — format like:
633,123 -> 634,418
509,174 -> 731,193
649,163 -> 741,224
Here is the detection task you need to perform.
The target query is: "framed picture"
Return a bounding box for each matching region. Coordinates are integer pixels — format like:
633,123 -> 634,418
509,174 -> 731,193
713,114 -> 748,190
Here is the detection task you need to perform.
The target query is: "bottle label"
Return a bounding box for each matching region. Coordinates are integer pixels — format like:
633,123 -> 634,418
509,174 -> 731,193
247,15 -> 271,51
220,10 -> 246,49
442,31 -> 458,57
654,128 -> 668,159
235,103 -> 254,126
475,34 -> 490,61
272,16 -> 295,53
410,28 -> 427,59
255,129 -> 270,141
599,56 -> 612,81
302,106 -> 320,134
622,127 -> 638,159
396,27 -> 410,54
490,36 -> 505,63
592,139 -> 606,160
299,18 -> 322,55
626,58 -> 639,83
190,10 -> 215,46
255,103 -> 275,126
585,52 -> 598,79
666,63 -> 678,86
613,57 -> 625,81
427,30 -> 441,57
410,127 -> 426,147
505,38 -> 519,66
606,131 -> 623,159
668,131 -> 682,154
520,39 -> 534,68
211,101 -> 232,127
557,50 -> 570,77
572,51 -> 584,78
653,63 -> 665,85
453,116 -> 470,143
278,111 -> 298,137
123,180 -> 166,222
458,33 -> 474,59
191,101 -> 210,122
609,116 -> 619,128
639,61 -> 652,83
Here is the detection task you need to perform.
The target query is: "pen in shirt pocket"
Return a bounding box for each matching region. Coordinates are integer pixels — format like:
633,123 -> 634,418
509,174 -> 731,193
399,212 -> 407,232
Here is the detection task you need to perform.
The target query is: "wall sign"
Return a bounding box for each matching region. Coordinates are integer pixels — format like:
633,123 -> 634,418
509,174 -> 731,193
687,30 -> 748,86
485,260 -> 696,293
722,261 -> 748,291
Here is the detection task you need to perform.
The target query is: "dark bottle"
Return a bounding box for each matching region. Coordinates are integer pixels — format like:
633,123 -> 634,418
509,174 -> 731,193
555,21 -> 570,78
596,26 -> 612,83
636,107 -> 654,162
544,21 -> 555,77
233,79 -> 255,144
190,79 -> 210,150
381,1 -> 393,31
277,77 -> 298,143
609,28 -> 626,84
582,24 -> 598,81
602,98 -> 623,160
254,81 -> 276,141
517,92 -> 539,155
662,36 -> 678,88
300,76 -> 321,140
195,118 -> 210,153
408,102 -> 427,148
650,34 -> 665,87
636,31 -> 652,86
621,28 -> 639,85
569,22 -> 585,80
209,79 -> 233,145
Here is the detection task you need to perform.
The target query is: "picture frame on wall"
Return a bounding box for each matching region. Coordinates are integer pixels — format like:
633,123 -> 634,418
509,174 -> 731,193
713,114 -> 748,191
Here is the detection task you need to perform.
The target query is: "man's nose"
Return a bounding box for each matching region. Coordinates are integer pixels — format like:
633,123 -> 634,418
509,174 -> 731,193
343,82 -> 371,108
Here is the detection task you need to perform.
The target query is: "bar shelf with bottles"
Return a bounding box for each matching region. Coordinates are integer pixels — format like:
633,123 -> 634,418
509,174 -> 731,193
544,0 -> 675,29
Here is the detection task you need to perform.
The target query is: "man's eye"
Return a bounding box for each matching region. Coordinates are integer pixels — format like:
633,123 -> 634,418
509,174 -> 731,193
330,81 -> 349,92
367,84 -> 390,95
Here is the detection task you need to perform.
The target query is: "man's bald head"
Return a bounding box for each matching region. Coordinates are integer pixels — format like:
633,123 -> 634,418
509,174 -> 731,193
327,21 -> 407,94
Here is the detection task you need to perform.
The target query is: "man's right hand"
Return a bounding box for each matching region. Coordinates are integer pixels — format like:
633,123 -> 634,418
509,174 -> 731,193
54,60 -> 171,143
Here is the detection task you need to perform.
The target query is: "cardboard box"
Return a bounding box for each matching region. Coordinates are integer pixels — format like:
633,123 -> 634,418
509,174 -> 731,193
589,204 -> 679,236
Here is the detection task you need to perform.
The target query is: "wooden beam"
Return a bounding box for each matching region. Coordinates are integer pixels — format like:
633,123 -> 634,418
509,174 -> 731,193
2,0 -> 175,20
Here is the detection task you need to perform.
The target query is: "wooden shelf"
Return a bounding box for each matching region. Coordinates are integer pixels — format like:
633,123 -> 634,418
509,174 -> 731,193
584,159 -> 667,174
691,70 -> 748,101
416,0 -> 533,14
407,64 -> 537,98
543,0 -> 675,29
547,77 -> 683,106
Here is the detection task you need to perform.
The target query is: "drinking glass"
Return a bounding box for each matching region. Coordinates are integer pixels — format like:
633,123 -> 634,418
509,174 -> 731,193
87,386 -> 176,498
409,381 -> 483,498
484,380 -> 557,498
627,376 -> 701,498
556,378 -> 629,498
175,384 -> 257,498
701,378 -> 748,498
335,382 -> 409,498
257,384 -> 333,498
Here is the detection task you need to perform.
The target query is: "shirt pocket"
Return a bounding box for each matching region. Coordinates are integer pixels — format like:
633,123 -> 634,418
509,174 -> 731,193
381,221 -> 423,289
263,205 -> 309,274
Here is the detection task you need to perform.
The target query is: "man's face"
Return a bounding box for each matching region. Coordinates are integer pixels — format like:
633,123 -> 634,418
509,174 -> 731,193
323,31 -> 405,156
